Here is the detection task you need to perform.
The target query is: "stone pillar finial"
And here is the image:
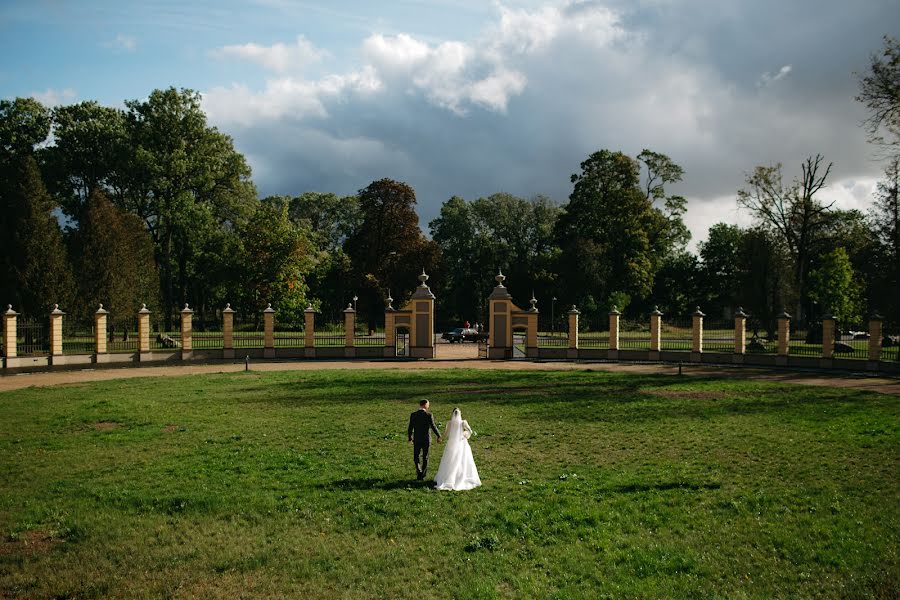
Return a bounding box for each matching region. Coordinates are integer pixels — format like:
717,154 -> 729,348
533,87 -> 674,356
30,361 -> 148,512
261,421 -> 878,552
418,269 -> 429,286
495,269 -> 506,287
529,292 -> 538,312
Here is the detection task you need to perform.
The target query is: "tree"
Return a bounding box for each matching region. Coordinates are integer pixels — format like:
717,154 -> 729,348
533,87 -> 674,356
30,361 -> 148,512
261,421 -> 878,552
555,150 -> 661,314
856,36 -> 900,156
869,158 -> 900,321
121,87 -> 256,326
637,149 -> 690,256
3,156 -> 74,314
345,178 -> 440,330
808,248 -> 863,325
0,97 -> 50,158
73,189 -> 158,320
698,223 -> 744,316
650,251 -> 701,317
737,154 -> 834,322
736,228 -> 790,337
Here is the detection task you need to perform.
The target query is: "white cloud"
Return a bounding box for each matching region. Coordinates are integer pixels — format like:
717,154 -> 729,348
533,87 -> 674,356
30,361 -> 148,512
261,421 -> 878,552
214,35 -> 326,72
30,88 -> 76,106
758,64 -> 792,87
105,34 -> 137,52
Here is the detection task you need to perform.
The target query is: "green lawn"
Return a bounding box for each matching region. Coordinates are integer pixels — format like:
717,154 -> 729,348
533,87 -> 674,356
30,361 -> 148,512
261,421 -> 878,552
0,369 -> 897,598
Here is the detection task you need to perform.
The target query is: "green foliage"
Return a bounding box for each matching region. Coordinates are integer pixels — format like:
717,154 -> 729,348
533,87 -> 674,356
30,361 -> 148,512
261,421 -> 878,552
856,35 -> 900,154
651,251 -> 702,317
698,223 -> 744,315
0,97 -> 50,157
868,158 -> 900,322
0,369 -> 896,598
809,248 -> 863,324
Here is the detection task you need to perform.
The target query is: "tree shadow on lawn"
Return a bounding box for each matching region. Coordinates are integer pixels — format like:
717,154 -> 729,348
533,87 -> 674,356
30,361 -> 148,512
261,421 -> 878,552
315,477 -> 435,491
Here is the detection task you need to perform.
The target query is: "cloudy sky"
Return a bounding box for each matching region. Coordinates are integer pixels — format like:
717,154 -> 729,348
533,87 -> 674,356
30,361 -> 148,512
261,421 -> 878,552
2,0 -> 897,250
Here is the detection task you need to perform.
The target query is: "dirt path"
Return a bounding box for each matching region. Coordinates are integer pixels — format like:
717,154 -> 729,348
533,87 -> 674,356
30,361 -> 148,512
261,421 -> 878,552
1,358 -> 899,395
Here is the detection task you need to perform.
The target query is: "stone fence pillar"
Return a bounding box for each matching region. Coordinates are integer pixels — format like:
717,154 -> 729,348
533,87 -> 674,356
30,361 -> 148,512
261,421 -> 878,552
344,304 -> 356,357
263,303 -> 275,358
222,304 -> 235,359
608,307 -> 620,355
138,304 -> 151,361
49,304 -> 65,359
649,307 -> 662,355
95,305 -> 108,356
777,310 -> 791,362
384,294 -> 396,358
868,313 -> 883,363
734,307 -> 747,357
822,314 -> 836,360
526,296 -> 538,358
304,305 -> 316,358
180,303 -> 193,359
3,305 -> 17,359
691,307 -> 704,362
567,306 -> 579,359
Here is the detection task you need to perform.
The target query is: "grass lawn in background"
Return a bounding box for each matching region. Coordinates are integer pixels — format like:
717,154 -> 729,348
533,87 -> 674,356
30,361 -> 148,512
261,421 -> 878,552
0,369 -> 897,598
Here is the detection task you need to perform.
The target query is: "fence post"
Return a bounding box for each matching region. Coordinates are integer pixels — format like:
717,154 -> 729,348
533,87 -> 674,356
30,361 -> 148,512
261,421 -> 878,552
49,304 -> 65,361
222,304 -> 235,359
95,304 -> 108,358
526,295 -> 538,358
384,295 -> 395,358
868,312 -> 883,366
608,306 -> 620,359
777,309 -> 791,364
734,307 -> 747,362
567,306 -> 579,359
3,305 -> 18,360
304,305 -> 316,358
180,303 -> 193,360
344,303 -> 356,358
263,303 -> 275,358
821,313 -> 836,361
649,306 -> 662,357
691,307 -> 704,362
138,304 -> 151,361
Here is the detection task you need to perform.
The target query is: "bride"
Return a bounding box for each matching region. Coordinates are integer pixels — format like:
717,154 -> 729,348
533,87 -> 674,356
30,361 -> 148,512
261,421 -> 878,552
434,408 -> 482,491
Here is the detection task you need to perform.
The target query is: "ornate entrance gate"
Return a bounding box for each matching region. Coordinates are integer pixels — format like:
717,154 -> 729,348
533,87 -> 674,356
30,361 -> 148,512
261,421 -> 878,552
384,271 -> 436,359
486,270 -> 538,359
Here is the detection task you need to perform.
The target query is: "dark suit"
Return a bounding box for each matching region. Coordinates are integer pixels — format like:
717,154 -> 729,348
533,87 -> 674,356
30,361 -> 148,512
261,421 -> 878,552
408,409 -> 441,479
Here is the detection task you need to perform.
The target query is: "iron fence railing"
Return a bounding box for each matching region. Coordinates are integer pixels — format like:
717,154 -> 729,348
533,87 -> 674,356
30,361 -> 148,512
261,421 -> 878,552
18,317 -> 48,356
354,326 -> 385,347
788,323 -> 821,357
834,324 -> 869,360
660,317 -> 692,351
63,319 -> 94,354
537,314 -> 567,348
883,326 -> 899,361
619,319 -> 650,350
578,314 -> 609,349
315,322 -> 345,347
150,318 -> 181,351
107,316 -> 139,353
703,319 -> 734,353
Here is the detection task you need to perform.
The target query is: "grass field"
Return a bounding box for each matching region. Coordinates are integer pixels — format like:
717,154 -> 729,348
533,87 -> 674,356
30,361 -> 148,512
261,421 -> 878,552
1,369 -> 897,598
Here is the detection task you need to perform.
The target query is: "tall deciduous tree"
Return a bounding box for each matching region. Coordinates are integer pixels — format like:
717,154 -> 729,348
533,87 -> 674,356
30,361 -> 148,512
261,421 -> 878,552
698,223 -> 744,316
808,248 -> 863,325
737,154 -> 834,322
869,158 -> 900,321
856,36 -> 899,156
73,189 -> 158,320
345,178 -> 440,330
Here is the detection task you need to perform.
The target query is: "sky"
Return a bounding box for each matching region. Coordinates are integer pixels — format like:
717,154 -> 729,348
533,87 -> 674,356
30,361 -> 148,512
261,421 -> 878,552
1,0 -> 897,251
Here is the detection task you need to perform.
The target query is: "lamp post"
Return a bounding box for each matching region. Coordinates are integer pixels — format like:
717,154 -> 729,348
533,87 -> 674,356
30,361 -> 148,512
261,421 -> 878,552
353,295 -> 358,312
551,297 -> 557,332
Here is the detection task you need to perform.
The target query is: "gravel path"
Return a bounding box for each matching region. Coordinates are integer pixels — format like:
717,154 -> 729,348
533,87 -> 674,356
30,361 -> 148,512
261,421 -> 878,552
1,358 -> 898,395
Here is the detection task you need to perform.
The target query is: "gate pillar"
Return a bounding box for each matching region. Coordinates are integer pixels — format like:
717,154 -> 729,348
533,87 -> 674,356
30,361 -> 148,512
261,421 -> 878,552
405,271 -> 435,359
488,271 -> 513,359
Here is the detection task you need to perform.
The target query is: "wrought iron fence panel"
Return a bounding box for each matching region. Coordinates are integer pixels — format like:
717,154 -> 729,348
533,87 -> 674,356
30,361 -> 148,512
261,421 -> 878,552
354,325 -> 385,347
578,314 -> 609,349
834,323 -> 869,360
537,314 -> 567,348
107,316 -> 139,353
17,317 -> 48,355
745,318 -> 776,354
703,319 -> 734,353
150,317 -> 181,351
660,317 -> 692,351
315,321 -> 345,347
883,325 -> 899,361
275,329 -> 305,348
787,322 -> 821,356
619,319 -> 650,350
63,319 -> 94,354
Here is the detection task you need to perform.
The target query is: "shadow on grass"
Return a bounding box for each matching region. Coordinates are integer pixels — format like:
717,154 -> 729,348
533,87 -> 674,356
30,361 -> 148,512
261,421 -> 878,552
316,477 -> 435,491
602,481 -> 722,494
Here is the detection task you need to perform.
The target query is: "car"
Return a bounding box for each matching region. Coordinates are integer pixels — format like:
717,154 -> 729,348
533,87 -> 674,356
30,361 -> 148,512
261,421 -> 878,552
442,327 -> 487,343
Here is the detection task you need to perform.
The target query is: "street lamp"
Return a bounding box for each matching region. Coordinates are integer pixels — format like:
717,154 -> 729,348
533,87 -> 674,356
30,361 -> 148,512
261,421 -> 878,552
551,297 -> 557,332
352,295 -> 358,312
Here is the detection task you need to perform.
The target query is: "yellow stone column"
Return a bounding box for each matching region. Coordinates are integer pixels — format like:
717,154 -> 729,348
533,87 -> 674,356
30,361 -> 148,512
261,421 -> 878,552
138,304 -> 151,361
384,294 -> 396,358
344,304 -> 356,358
180,303 -> 193,360
49,304 -> 65,359
777,310 -> 791,362
3,305 -> 17,359
222,303 -> 235,359
263,303 -> 275,358
821,314 -> 836,360
408,270 -> 436,359
868,313 -> 883,363
526,295 -> 538,357
95,304 -> 108,356
691,307 -> 704,361
304,305 -> 316,358
649,306 -> 662,355
567,306 -> 579,359
608,306 -> 621,355
734,307 -> 748,360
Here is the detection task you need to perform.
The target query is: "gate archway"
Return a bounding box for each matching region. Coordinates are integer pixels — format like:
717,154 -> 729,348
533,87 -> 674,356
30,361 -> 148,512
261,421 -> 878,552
486,270 -> 537,359
384,270 -> 435,359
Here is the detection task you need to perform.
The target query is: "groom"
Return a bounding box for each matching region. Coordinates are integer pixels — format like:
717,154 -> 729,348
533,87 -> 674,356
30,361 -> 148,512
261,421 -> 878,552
408,399 -> 442,480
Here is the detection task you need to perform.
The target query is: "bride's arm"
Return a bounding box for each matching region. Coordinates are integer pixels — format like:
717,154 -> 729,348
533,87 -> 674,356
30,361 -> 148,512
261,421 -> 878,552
462,420 -> 473,435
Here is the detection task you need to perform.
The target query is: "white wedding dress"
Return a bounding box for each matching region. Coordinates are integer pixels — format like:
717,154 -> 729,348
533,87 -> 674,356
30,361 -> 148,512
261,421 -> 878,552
434,409 -> 482,491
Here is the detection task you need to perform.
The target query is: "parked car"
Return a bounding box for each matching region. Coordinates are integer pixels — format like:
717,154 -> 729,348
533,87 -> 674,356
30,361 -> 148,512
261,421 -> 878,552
442,327 -> 487,343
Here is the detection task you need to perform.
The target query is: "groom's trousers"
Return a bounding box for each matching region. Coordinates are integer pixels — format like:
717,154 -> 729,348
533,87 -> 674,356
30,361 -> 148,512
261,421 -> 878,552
413,441 -> 431,478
